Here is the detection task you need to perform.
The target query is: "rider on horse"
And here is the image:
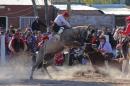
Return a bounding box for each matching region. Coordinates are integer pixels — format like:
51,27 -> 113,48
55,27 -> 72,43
53,11 -> 71,35
119,16 -> 130,36
116,16 -> 130,60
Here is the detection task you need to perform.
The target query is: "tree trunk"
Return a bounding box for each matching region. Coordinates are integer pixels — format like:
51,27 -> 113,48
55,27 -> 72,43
31,0 -> 38,17
44,0 -> 49,32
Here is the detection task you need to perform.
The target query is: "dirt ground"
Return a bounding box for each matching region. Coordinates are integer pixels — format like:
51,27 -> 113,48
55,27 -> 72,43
0,53 -> 130,86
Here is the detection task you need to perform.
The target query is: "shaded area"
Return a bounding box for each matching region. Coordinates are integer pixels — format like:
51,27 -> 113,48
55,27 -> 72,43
0,79 -> 114,86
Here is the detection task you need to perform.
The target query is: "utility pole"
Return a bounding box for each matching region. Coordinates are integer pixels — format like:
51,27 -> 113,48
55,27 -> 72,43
44,0 -> 49,32
67,0 -> 71,14
31,0 -> 38,17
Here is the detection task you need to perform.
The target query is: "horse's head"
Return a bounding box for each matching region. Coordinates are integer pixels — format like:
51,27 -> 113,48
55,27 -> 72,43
72,25 -> 91,45
84,43 -> 94,53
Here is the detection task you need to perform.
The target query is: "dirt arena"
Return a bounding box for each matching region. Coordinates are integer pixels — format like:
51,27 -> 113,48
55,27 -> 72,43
0,53 -> 130,86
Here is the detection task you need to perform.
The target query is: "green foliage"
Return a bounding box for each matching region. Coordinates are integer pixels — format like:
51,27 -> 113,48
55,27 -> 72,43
82,0 -> 120,4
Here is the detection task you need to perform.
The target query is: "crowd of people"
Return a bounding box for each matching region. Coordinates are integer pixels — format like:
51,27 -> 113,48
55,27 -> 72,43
1,11 -> 130,66
0,25 -> 117,66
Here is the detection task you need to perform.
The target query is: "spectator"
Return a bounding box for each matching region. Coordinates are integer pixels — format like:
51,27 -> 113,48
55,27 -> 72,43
26,32 -> 37,53
98,35 -> 113,59
54,52 -> 64,66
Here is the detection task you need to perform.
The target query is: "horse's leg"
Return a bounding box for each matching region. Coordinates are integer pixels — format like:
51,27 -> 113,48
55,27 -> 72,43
30,57 -> 38,80
104,60 -> 109,74
43,64 -> 53,79
30,64 -> 36,80
32,53 -> 36,65
30,54 -> 45,80
125,59 -> 129,78
122,59 -> 129,75
44,54 -> 55,79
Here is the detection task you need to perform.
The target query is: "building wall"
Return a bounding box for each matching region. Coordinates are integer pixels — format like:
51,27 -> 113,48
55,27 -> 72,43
56,8 -> 115,29
0,5 -> 57,28
69,14 -> 115,29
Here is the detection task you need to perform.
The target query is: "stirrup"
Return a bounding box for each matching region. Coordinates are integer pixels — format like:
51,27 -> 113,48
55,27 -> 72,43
58,27 -> 64,34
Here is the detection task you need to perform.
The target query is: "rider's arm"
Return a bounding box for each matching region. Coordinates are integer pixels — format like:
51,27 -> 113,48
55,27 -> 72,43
60,16 -> 71,28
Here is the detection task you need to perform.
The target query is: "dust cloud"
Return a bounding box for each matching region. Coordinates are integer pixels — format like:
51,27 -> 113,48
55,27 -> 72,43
0,53 -> 130,81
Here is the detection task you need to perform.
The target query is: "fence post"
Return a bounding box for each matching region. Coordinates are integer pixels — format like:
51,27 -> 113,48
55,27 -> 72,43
0,32 -> 6,65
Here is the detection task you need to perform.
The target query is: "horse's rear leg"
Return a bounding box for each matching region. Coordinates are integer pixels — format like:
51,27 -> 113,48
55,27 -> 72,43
30,59 -> 43,80
43,64 -> 52,79
122,59 -> 129,76
104,60 -> 109,74
30,65 -> 37,80
30,52 -> 38,80
32,53 -> 36,65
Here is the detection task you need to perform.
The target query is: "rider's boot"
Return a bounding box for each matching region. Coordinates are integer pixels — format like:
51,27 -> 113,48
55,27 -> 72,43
55,27 -> 64,40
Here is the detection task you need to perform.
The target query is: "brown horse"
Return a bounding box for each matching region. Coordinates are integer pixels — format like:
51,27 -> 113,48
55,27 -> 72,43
84,43 -> 122,72
30,25 -> 90,79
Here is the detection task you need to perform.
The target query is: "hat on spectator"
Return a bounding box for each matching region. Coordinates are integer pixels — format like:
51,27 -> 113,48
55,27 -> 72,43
99,35 -> 106,40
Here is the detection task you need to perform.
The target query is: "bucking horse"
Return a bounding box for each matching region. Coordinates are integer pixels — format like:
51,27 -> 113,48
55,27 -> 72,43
30,25 -> 90,79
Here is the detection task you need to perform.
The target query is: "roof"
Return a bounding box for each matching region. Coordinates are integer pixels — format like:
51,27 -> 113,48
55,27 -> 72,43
0,0 -> 51,5
91,4 -> 126,8
92,4 -> 130,15
100,7 -> 130,15
54,4 -> 99,10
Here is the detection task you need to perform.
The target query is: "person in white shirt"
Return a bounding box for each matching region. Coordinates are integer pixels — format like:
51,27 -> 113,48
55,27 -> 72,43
53,11 -> 71,34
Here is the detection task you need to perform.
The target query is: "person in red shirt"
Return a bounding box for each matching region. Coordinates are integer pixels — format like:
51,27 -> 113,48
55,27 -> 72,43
120,16 -> 130,36
54,52 -> 64,66
37,35 -> 49,49
9,32 -> 26,53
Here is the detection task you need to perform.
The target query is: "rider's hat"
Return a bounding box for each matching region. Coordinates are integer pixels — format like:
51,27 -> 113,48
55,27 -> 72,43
63,11 -> 69,17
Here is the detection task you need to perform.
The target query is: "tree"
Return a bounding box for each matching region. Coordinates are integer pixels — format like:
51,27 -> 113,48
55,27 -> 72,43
44,0 -> 49,32
67,0 -> 71,13
126,0 -> 130,5
31,0 -> 38,17
83,0 -> 119,4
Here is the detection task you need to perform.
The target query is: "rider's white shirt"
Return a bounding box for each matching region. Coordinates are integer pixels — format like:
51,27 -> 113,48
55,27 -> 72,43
54,15 -> 71,28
